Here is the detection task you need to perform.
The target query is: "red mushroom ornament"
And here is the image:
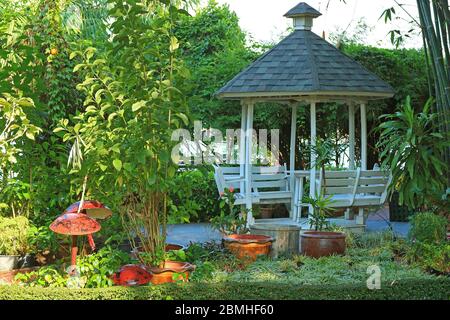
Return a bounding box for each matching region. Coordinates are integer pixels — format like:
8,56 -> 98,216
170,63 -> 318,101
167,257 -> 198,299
64,200 -> 113,220
50,213 -> 101,272
64,200 -> 113,252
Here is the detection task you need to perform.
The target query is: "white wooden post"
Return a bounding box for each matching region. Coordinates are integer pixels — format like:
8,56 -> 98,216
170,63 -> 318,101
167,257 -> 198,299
345,103 -> 356,220
309,101 -> 317,217
360,103 -> 367,170
239,103 -> 247,194
289,103 -> 298,218
357,102 -> 368,225
348,103 -> 356,170
245,102 -> 255,226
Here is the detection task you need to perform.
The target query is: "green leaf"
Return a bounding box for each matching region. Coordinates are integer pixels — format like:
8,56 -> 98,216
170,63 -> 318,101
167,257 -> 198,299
111,144 -> 121,154
73,64 -> 85,72
69,51 -> 78,60
53,127 -> 65,133
176,113 -> 189,126
17,98 -> 34,107
25,131 -> 35,140
131,100 -> 146,112
113,159 -> 122,171
168,166 -> 176,177
170,36 -> 179,52
123,163 -> 134,172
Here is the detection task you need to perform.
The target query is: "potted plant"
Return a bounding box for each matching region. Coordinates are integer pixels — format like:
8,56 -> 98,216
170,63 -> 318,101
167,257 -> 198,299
300,194 -> 346,258
0,216 -> 32,271
212,188 -> 274,261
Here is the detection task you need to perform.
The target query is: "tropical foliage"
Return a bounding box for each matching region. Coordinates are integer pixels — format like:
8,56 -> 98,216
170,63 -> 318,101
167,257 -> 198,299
377,97 -> 449,210
302,194 -> 336,231
380,0 -> 450,186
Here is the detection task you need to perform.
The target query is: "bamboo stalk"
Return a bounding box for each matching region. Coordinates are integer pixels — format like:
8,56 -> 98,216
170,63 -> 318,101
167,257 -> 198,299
417,0 -> 450,180
418,1 -> 450,117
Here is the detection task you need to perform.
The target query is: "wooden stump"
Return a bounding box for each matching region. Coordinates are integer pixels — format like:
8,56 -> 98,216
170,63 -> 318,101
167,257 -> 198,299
249,224 -> 301,259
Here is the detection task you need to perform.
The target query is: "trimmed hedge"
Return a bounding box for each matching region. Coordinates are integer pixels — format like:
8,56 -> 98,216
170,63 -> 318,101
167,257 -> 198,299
1,279 -> 449,300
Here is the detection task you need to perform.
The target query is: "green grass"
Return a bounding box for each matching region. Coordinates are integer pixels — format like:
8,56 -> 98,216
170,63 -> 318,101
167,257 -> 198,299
204,247 -> 436,286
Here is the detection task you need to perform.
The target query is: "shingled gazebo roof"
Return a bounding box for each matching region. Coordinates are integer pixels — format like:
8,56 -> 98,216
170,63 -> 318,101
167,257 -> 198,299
216,4 -> 395,101
284,2 -> 322,18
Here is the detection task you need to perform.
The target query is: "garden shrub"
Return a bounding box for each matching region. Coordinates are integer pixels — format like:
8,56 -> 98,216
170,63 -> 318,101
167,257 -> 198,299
27,224 -> 59,258
1,279 -> 449,300
403,213 -> 449,274
406,242 -> 450,274
0,216 -> 31,256
168,168 -> 220,223
409,212 -> 448,244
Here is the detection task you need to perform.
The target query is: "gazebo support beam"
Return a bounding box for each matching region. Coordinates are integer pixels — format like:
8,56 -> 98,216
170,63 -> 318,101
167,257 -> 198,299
309,101 -> 317,217
360,103 -> 367,170
289,103 -> 298,217
348,103 -> 356,170
345,103 -> 356,220
239,103 -> 248,194
356,102 -> 368,225
244,101 -> 255,227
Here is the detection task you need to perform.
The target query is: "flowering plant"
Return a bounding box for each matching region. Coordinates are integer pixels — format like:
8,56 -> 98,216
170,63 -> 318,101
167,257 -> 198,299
210,187 -> 248,235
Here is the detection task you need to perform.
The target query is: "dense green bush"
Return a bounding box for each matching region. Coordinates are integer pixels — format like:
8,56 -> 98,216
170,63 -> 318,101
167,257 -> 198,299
0,216 -> 31,256
409,212 -> 448,244
1,279 -> 449,300
406,212 -> 449,274
406,242 -> 450,274
168,168 -> 220,223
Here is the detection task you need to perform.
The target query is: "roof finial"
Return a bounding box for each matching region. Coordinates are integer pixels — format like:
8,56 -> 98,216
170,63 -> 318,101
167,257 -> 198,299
284,2 -> 322,31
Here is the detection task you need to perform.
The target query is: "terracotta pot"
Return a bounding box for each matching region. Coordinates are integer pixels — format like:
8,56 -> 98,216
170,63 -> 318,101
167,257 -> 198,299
148,261 -> 195,285
223,234 -> 274,261
301,231 -> 346,258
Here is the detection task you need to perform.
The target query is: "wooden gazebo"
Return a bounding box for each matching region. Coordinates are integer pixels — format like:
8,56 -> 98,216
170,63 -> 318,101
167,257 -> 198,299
215,2 -> 394,227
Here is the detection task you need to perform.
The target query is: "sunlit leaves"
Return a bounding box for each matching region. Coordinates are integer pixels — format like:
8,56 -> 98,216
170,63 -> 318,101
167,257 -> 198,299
131,100 -> 146,112
0,93 -> 42,169
170,36 -> 179,52
112,159 -> 122,171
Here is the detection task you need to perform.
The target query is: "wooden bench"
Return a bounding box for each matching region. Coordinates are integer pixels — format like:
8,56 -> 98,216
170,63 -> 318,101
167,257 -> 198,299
213,165 -> 292,206
313,168 -> 392,225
